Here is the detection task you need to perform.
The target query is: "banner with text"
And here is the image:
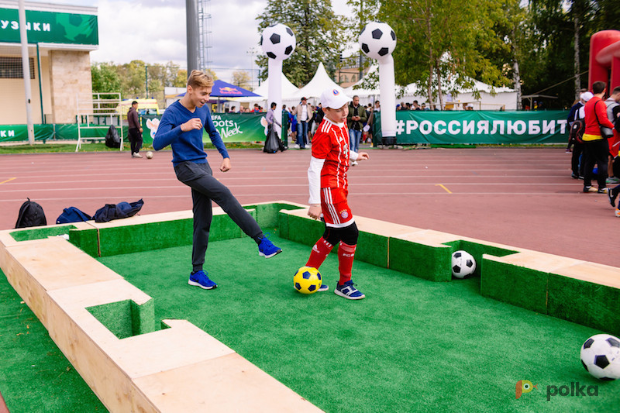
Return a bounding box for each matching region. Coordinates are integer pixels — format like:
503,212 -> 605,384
0,8 -> 98,45
373,110 -> 570,145
142,113 -> 269,144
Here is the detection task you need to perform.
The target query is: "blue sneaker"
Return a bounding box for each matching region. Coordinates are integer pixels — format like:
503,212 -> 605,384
258,235 -> 282,258
188,270 -> 217,290
319,283 -> 329,292
335,280 -> 365,300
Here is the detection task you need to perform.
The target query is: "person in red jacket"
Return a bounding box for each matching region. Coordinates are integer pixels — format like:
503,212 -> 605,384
582,81 -> 615,193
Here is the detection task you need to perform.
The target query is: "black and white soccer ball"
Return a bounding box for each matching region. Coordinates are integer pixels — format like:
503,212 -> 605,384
260,24 -> 296,61
358,22 -> 396,61
451,250 -> 476,278
580,334 -> 620,380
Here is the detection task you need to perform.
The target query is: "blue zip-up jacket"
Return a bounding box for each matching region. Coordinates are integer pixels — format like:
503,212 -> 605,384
153,100 -> 229,166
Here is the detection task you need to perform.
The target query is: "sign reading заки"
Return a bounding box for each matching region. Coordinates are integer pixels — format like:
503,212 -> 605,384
0,6 -> 98,45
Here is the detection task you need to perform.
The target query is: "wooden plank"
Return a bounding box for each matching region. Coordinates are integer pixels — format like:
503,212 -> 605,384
134,353 -> 323,413
106,319 -> 235,379
485,250 -> 583,273
5,237 -> 122,291
553,262 -> 620,289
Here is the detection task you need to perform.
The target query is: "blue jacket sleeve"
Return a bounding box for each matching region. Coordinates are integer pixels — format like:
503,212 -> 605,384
204,109 -> 230,159
153,112 -> 183,151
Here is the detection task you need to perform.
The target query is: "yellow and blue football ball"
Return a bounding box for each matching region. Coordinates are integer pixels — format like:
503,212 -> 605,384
293,266 -> 322,294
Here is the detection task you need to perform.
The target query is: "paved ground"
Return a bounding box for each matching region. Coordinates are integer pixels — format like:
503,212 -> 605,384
0,146 -> 618,267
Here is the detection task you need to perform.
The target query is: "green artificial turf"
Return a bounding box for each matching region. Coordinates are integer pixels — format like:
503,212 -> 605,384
0,269 -> 106,413
10,225 -> 76,242
98,233 -> 620,412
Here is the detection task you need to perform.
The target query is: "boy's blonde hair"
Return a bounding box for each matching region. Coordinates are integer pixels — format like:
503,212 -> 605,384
187,70 -> 214,88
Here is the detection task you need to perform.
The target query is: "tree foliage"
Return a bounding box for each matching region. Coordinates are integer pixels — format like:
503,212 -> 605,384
90,61 -> 208,103
232,70 -> 252,89
256,0 -> 345,87
340,0 -> 618,109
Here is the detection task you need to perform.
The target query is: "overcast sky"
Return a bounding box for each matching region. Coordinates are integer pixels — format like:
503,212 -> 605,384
31,0 -> 354,85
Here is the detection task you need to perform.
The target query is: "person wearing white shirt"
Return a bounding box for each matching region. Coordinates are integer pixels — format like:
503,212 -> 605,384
293,97 -> 311,149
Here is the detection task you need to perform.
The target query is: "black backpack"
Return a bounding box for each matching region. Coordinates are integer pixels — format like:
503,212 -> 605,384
569,119 -> 585,144
105,125 -> 121,148
15,198 -> 47,228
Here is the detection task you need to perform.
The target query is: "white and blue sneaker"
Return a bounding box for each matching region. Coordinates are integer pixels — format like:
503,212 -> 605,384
258,235 -> 282,258
188,270 -> 217,290
335,280 -> 365,300
319,283 -> 329,292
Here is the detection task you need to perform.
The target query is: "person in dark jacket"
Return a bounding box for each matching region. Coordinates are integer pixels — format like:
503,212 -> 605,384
347,95 -> 367,163
127,101 -> 143,158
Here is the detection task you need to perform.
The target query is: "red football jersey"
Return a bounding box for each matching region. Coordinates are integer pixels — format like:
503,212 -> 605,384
311,118 -> 350,190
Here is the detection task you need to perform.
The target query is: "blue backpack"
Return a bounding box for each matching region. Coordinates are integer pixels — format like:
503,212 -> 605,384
56,207 -> 92,224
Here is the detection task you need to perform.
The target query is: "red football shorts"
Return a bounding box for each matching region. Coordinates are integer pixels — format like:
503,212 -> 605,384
321,187 -> 354,227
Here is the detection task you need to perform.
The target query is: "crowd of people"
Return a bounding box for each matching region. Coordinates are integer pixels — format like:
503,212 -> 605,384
274,95 -> 379,159
566,81 -> 620,216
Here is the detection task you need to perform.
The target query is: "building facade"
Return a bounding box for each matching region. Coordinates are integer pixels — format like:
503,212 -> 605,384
0,1 -> 98,125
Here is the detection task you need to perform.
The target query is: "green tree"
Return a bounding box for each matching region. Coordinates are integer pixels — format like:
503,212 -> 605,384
256,0 -> 345,87
232,70 -> 252,89
376,0 -> 511,109
116,60 -> 147,99
91,62 -> 122,95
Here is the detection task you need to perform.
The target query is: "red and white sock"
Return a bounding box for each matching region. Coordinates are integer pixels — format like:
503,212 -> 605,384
338,242 -> 357,285
306,237 -> 333,269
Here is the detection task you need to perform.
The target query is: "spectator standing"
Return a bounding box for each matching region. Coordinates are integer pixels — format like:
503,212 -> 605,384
569,92 -> 592,179
374,100 -> 381,112
307,104 -> 315,141
347,95 -> 367,162
293,97 -> 311,149
266,102 -> 281,129
604,86 -> 620,184
566,90 -> 586,153
127,101 -> 143,158
582,81 -> 615,193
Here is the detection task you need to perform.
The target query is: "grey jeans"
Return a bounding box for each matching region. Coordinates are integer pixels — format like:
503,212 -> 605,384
174,161 -> 262,272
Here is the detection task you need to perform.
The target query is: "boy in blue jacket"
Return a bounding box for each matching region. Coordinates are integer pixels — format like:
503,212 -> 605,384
154,70 -> 281,290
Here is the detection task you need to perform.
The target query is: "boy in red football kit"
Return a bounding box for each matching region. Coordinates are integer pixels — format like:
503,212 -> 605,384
304,88 -> 369,300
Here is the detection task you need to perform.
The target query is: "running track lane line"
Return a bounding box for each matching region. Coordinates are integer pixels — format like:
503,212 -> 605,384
0,178 -> 15,185
436,184 -> 452,194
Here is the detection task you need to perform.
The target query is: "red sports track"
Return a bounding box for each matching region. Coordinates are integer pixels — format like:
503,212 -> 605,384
0,147 -> 618,267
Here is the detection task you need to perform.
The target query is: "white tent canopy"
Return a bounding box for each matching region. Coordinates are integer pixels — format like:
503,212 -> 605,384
235,75 -> 300,103
289,62 -> 344,101
345,65 -> 518,110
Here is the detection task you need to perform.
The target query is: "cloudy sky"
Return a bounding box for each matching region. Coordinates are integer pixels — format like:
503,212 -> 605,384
31,0 -> 354,84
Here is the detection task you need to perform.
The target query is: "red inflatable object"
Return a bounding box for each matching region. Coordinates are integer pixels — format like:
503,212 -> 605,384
589,30 -> 620,91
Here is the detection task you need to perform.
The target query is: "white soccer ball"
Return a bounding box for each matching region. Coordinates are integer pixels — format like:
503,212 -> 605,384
580,334 -> 620,380
261,24 -> 296,61
358,22 -> 397,61
451,250 -> 476,278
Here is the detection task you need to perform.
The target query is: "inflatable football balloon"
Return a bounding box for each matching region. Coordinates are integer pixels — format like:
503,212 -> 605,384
359,22 -> 397,144
359,22 -> 397,61
261,23 -> 296,61
261,24 -> 297,142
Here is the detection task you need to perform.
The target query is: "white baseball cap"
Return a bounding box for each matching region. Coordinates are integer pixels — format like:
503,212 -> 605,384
580,91 -> 593,102
320,87 -> 351,109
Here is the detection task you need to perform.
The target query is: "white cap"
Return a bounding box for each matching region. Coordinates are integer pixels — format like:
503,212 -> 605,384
581,91 -> 593,102
320,88 -> 351,109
